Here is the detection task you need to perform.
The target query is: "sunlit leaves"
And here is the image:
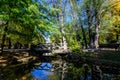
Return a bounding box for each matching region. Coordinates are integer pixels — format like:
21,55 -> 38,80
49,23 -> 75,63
49,8 -> 60,16
99,0 -> 120,43
0,0 -> 58,45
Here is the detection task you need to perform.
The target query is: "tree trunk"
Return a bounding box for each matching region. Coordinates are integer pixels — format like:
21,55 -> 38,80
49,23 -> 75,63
1,22 -> 8,54
69,0 -> 76,20
94,24 -> 100,48
93,0 -> 104,49
116,33 -> 119,41
79,19 -> 88,49
8,38 -> 11,49
85,1 -> 94,48
1,34 -> 6,54
88,15 -> 94,48
94,12 -> 100,49
60,0 -> 68,50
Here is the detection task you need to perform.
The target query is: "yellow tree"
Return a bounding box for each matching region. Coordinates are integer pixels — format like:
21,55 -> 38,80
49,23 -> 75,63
99,0 -> 120,43
109,0 -> 120,42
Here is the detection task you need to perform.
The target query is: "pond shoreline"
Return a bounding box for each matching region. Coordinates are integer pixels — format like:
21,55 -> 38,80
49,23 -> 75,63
0,49 -> 37,68
0,49 -> 120,71
0,49 -> 120,79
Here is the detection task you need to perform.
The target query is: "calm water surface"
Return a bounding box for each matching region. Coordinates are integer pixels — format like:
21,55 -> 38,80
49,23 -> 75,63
31,63 -> 53,80
0,59 -> 120,80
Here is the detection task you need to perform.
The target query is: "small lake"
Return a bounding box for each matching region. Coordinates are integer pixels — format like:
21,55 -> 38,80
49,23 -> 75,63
0,57 -> 120,80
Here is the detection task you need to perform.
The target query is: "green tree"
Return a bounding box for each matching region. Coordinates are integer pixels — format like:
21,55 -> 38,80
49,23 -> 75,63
81,0 -> 113,48
0,0 -> 56,53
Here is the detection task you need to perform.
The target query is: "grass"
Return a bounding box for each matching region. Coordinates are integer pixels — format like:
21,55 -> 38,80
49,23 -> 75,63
98,51 -> 120,62
81,50 -> 120,62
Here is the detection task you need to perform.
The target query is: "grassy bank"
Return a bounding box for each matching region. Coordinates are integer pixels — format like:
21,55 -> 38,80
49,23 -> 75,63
82,50 -> 120,62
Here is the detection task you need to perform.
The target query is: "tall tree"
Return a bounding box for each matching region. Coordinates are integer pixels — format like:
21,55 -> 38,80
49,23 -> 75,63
0,0 -> 55,53
59,0 -> 68,50
84,0 -> 94,48
82,0 -> 112,48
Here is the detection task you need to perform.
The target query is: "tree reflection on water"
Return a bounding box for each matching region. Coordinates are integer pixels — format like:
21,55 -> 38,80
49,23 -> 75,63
31,59 -> 120,80
0,63 -> 34,80
0,58 -> 120,80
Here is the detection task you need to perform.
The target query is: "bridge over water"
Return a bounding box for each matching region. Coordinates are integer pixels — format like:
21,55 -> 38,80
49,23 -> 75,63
30,43 -> 71,56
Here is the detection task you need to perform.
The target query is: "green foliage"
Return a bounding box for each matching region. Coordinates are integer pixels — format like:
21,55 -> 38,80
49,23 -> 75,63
0,0 -> 120,49
64,23 -> 81,51
0,0 -> 57,46
48,74 -> 60,80
67,64 -> 83,80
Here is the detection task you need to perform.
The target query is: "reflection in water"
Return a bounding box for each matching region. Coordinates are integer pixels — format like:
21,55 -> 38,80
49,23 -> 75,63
31,69 -> 53,80
31,63 -> 53,80
0,59 -> 120,80
0,63 -> 34,80
31,59 -> 120,80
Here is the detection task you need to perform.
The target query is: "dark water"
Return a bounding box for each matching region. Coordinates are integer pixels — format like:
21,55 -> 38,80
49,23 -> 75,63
0,59 -> 120,80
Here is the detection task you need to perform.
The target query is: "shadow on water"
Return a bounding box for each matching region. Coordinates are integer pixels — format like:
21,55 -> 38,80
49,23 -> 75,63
0,54 -> 120,80
0,63 -> 34,80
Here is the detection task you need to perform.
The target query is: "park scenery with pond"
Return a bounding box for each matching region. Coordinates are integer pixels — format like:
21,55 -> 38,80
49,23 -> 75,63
0,0 -> 120,80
